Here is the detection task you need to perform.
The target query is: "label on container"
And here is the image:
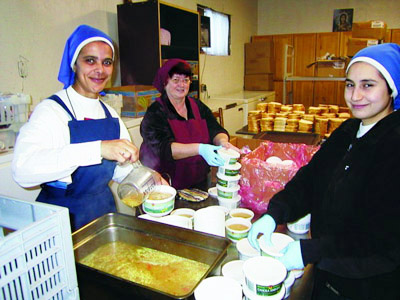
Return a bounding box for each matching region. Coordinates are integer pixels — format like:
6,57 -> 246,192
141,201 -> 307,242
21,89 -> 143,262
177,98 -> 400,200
256,283 -> 282,296
217,190 -> 233,199
224,169 -> 240,176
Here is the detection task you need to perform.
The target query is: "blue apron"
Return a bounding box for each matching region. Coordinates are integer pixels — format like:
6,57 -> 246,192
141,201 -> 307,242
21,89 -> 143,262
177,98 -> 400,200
37,94 -> 120,231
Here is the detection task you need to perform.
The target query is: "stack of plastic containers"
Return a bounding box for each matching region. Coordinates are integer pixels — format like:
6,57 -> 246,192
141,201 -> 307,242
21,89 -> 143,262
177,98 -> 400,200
216,148 -> 241,209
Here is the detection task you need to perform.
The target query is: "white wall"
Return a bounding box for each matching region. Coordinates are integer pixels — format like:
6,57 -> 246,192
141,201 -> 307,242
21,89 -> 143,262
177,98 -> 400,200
1,0 -> 258,108
258,0 -> 400,35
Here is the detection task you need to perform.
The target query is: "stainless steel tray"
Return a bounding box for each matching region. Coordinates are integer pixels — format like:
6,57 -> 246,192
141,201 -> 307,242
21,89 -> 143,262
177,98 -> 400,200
72,213 -> 231,300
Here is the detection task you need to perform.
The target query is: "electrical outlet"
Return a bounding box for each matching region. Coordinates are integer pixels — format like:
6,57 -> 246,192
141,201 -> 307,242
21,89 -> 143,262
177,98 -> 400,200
200,84 -> 207,92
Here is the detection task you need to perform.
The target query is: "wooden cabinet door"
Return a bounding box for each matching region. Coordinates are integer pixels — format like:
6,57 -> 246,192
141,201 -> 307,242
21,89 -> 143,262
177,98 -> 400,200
273,80 -> 292,104
292,82 -> 314,107
339,31 -> 352,57
294,33 -> 316,76
336,81 -> 347,107
391,29 -> 400,45
272,34 -> 293,80
316,32 -> 340,59
314,81 -> 337,106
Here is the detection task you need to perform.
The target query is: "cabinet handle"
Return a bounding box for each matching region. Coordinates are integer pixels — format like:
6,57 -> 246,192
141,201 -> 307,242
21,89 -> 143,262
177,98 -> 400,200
226,103 -> 237,109
238,107 -> 243,111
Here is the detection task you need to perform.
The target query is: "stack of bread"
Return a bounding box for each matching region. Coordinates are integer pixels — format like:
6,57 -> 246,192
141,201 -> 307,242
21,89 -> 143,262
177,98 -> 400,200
247,102 -> 351,138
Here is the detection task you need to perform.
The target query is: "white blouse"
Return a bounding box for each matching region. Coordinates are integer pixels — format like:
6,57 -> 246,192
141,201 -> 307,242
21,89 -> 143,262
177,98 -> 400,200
12,86 -> 133,188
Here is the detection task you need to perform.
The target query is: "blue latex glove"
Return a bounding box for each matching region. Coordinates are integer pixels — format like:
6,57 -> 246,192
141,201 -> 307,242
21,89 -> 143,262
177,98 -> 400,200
198,144 -> 225,166
247,214 -> 276,251
278,240 -> 305,271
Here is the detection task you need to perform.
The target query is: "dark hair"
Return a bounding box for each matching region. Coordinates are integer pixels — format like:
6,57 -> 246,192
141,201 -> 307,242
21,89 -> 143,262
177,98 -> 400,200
168,62 -> 192,78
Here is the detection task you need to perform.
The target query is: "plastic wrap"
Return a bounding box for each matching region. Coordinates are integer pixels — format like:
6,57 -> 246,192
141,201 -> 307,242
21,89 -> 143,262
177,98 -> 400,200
239,141 -> 319,215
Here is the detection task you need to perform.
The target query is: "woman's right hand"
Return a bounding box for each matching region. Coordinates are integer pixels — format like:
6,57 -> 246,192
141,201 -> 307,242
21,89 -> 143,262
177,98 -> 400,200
101,139 -> 139,164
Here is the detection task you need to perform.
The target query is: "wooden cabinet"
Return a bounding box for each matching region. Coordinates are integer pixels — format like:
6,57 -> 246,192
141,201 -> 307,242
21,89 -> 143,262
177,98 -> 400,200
117,1 -> 200,98
391,29 -> 400,44
294,33 -> 316,76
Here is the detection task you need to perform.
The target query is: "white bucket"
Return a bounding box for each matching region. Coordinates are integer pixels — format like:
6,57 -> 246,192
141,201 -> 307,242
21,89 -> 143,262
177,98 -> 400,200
216,172 -> 241,188
287,214 -> 311,235
243,282 -> 286,300
221,260 -> 245,286
243,256 -> 286,298
218,162 -> 241,177
217,184 -> 240,199
259,233 -> 294,258
217,147 -> 240,165
225,217 -> 252,243
194,206 -> 226,237
194,276 -> 242,300
218,194 -> 241,210
236,238 -> 260,261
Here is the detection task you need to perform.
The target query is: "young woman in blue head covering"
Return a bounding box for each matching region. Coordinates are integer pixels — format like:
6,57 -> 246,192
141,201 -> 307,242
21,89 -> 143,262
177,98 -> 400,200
12,25 -> 141,231
248,43 -> 400,299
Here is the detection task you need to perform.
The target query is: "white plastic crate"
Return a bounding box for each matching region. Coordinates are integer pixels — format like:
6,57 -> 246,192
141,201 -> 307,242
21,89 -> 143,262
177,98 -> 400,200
0,93 -> 31,132
0,196 -> 79,300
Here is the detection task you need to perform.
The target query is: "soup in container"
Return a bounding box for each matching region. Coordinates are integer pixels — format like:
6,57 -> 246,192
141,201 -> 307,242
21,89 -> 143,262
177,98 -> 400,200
243,256 -> 287,298
170,208 -> 195,228
236,238 -> 260,261
218,162 -> 241,177
142,185 -> 176,217
218,194 -> 241,210
217,184 -> 240,199
229,208 -> 254,221
217,147 -> 240,165
216,172 -> 240,188
225,217 -> 252,243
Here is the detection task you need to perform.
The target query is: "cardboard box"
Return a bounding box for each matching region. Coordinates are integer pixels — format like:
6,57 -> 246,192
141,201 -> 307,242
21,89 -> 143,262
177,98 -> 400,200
315,61 -> 346,77
104,85 -> 160,118
244,74 -> 274,91
352,21 -> 387,40
245,42 -> 274,74
347,38 -> 379,57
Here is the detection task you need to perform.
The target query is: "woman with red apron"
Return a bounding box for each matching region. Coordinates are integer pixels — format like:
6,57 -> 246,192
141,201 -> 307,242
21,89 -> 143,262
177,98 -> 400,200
139,59 -> 240,190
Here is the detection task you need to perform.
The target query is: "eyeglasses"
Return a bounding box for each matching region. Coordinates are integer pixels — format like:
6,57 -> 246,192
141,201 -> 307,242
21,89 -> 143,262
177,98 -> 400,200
170,77 -> 191,85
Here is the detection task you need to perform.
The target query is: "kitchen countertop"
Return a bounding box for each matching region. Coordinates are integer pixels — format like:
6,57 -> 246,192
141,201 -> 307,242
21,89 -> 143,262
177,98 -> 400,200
203,90 -> 275,111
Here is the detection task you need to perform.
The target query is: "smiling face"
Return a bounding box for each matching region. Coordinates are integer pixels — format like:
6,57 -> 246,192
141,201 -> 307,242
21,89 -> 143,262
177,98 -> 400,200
345,62 -> 393,125
164,74 -> 191,102
72,41 -> 114,98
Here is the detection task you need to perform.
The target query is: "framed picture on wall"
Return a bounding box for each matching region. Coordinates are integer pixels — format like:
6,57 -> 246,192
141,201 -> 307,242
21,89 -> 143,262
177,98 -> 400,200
332,8 -> 353,32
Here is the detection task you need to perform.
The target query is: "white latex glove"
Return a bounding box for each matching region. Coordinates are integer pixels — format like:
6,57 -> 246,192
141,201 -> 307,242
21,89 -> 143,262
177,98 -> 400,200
247,214 -> 276,250
278,240 -> 305,270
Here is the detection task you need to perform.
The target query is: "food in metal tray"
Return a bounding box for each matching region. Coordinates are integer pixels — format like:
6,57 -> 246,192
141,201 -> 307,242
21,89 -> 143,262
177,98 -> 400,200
79,241 -> 209,296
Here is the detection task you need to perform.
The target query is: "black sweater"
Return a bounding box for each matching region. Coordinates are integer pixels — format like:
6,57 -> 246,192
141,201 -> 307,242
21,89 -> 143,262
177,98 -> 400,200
267,110 -> 400,279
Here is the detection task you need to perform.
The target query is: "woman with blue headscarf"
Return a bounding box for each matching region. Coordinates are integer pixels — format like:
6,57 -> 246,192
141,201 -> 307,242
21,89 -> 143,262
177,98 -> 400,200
12,25 -> 139,231
248,43 -> 400,299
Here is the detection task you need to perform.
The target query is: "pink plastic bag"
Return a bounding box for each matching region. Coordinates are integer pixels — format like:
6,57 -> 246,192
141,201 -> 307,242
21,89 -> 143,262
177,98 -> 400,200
239,141 -> 319,215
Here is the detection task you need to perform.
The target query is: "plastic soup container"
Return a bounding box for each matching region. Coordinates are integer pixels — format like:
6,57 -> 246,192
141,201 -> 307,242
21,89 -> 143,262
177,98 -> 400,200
217,184 -> 240,199
217,148 -> 240,165
225,217 -> 252,243
216,173 -> 240,188
218,162 -> 241,177
218,195 -> 241,210
243,256 -> 287,298
236,238 -> 260,261
287,214 -> 311,235
141,185 -> 176,217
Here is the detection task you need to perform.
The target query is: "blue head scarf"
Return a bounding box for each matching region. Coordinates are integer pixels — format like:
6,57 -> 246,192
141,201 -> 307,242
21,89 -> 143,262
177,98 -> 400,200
346,43 -> 400,110
58,24 -> 115,89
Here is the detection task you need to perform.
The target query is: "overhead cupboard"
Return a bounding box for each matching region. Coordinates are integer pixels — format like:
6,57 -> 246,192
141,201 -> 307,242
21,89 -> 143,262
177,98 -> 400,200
117,0 -> 200,99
